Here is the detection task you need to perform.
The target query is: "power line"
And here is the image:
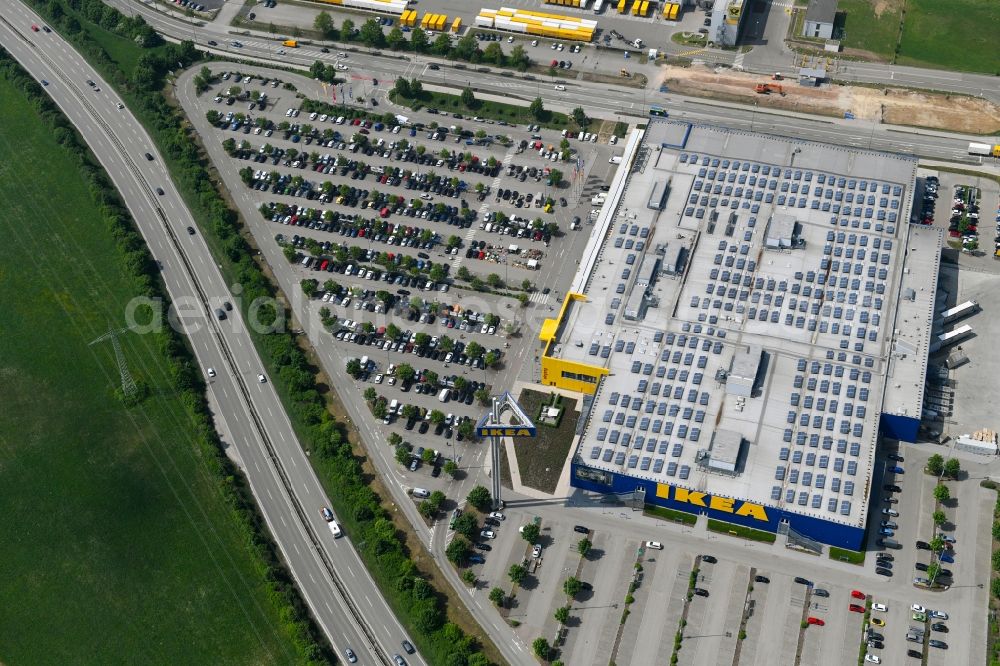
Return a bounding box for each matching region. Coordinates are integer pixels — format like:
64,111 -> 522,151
89,326 -> 138,400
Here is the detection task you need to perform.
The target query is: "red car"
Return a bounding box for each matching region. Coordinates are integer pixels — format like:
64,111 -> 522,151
849,604 -> 865,613
31,24 -> 39,32
851,590 -> 866,600
806,617 -> 825,626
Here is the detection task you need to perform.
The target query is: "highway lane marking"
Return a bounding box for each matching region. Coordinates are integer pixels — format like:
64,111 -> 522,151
365,595 -> 373,608
293,542 -> 300,555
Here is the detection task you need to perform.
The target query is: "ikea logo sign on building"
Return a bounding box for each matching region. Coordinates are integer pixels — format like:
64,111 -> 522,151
656,483 -> 769,522
476,426 -> 538,438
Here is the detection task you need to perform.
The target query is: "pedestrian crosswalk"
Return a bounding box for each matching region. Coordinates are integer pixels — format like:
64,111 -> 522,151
733,51 -> 746,71
529,291 -> 550,305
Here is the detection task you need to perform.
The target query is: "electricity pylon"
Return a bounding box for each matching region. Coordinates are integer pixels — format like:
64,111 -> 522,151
89,326 -> 137,401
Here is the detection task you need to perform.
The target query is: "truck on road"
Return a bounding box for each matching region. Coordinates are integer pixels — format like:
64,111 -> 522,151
282,39 -> 299,48
968,142 -> 1000,157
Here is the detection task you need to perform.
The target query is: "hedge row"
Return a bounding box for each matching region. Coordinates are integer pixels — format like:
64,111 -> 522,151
25,1 -> 496,663
0,46 -> 329,664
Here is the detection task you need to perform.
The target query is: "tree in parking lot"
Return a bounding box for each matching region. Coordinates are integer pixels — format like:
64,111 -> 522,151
563,576 -> 582,598
438,337 -> 455,353
313,11 -> 335,38
486,273 -> 504,289
484,351 -> 500,370
456,266 -> 472,282
549,169 -> 564,187
429,265 -> 447,283
413,333 -> 430,349
577,538 -> 592,558
300,279 -> 319,298
453,377 -> 468,392
929,535 -> 945,553
521,522 -> 540,544
944,458 -> 961,479
517,292 -> 530,307
206,109 -> 221,125
489,586 -> 505,607
933,484 -> 951,503
430,409 -> 447,426
444,460 -> 459,477
364,386 -> 377,402
361,322 -> 374,334
346,358 -> 363,378
926,562 -> 941,584
467,485 -> 492,511
423,370 -> 439,387
388,432 -> 403,447
395,444 -> 413,465
465,341 -> 484,359
453,512 -> 478,540
458,419 -> 475,441
373,399 -> 388,420
446,536 -> 471,564
222,137 -> 236,154
932,510 -> 946,527
509,564 -> 527,586
401,404 -> 419,421
396,363 -> 416,383
554,606 -> 570,625
926,453 -> 944,476
531,637 -> 551,660
521,279 -> 534,292
409,296 -> 424,310
475,388 -> 490,405
282,246 -> 297,263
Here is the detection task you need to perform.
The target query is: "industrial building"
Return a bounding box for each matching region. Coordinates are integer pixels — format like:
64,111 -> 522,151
539,120 -> 938,550
706,0 -> 748,47
803,0 -> 838,40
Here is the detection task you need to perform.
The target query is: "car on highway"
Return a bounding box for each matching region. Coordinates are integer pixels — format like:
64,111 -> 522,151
851,590 -> 866,600
328,520 -> 342,537
321,507 -> 334,521
207,367 -> 216,378
155,187 -> 165,195
871,603 -> 887,612
257,373 -> 267,383
554,85 -> 566,91
41,79 -> 49,86
480,529 -> 496,539
343,647 -> 357,662
402,640 -> 415,654
806,616 -> 824,626
207,40 -> 218,46
144,152 -> 154,161
186,226 -> 196,235
393,656 -> 406,666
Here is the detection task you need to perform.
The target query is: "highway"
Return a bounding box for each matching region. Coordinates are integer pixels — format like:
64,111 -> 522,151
0,4 -> 423,665
103,0 -> 990,167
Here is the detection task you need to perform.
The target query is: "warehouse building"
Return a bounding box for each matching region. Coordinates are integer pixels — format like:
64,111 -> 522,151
539,120 -> 936,550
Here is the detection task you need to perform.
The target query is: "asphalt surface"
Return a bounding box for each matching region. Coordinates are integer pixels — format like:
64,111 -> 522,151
0,4 -> 424,665
106,0 -> 994,167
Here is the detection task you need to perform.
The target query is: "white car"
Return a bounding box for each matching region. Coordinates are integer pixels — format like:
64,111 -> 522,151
336,63 -> 349,71
329,520 -> 342,538
531,544 -> 542,558
374,374 -> 384,384
257,373 -> 267,383
930,609 -> 948,620
871,603 -> 887,613
645,541 -> 663,550
911,604 -> 926,614
881,508 -> 899,516
387,377 -> 396,386
480,529 -> 496,539
554,85 -> 566,91
489,511 -> 505,521
207,367 -> 216,378
531,39 -> 538,46
864,655 -> 881,664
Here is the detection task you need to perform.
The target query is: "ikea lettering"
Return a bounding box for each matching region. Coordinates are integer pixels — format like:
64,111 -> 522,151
476,426 -> 538,437
656,483 -> 769,522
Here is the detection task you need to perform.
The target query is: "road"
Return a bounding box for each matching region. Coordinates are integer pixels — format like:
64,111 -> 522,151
103,0 -> 996,167
0,4 -> 424,665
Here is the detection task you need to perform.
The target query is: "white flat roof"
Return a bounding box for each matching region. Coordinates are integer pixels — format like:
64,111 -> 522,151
565,121 -> 923,528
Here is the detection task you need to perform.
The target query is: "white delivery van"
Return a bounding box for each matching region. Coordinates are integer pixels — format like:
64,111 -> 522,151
438,388 -> 450,403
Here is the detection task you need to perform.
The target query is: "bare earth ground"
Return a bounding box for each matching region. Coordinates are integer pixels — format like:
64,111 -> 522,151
659,65 -> 1000,134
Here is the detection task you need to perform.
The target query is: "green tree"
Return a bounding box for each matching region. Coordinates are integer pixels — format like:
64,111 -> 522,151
563,576 -> 582,598
431,33 -> 453,56
396,363 -> 416,382
932,510 -> 946,527
346,358 -> 362,378
489,586 -> 505,606
475,388 -> 490,405
410,28 -> 429,53
395,444 -> 412,465
444,459 -> 459,477
430,409 -> 446,426
992,549 -> 1000,572
300,278 -> 319,297
926,561 -> 941,584
933,484 -> 951,503
470,276 -> 485,291
461,87 -> 476,108
454,33 -> 478,60
465,341 -> 484,359
572,106 -> 589,128
401,404 -> 419,421
421,448 -> 436,464
518,292 -> 530,307
363,387 -> 377,402
387,26 -> 405,50
508,563 -> 527,586
529,96 -> 545,120
467,485 -> 492,511
313,11 -> 334,37
429,264 -> 447,283
341,18 -> 355,39
532,637 -> 551,660
577,538 -> 592,558
388,432 -> 403,447
446,536 -> 471,564
521,522 -> 540,544
510,44 -> 529,70
456,266 -> 472,281
992,577 -> 1000,599
394,77 -> 412,98
522,278 -> 534,291
372,399 -> 387,420
928,535 -> 945,553
944,458 -> 961,479
453,512 -> 478,540
486,273 -> 503,288
457,419 -> 475,441
423,369 -> 439,387
484,351 -> 500,369
483,42 -> 504,64
554,605 -> 570,625
926,453 -> 944,476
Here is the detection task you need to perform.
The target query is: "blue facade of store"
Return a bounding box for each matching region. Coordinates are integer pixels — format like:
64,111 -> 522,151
879,412 -> 919,443
571,460 -> 866,551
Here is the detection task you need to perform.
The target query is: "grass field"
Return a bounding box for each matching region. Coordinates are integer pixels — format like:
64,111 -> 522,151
897,0 -> 1000,73
0,76 -> 298,664
511,389 -> 580,493
837,0 -> 902,59
706,519 -> 777,543
644,504 -> 698,526
389,89 -> 572,130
